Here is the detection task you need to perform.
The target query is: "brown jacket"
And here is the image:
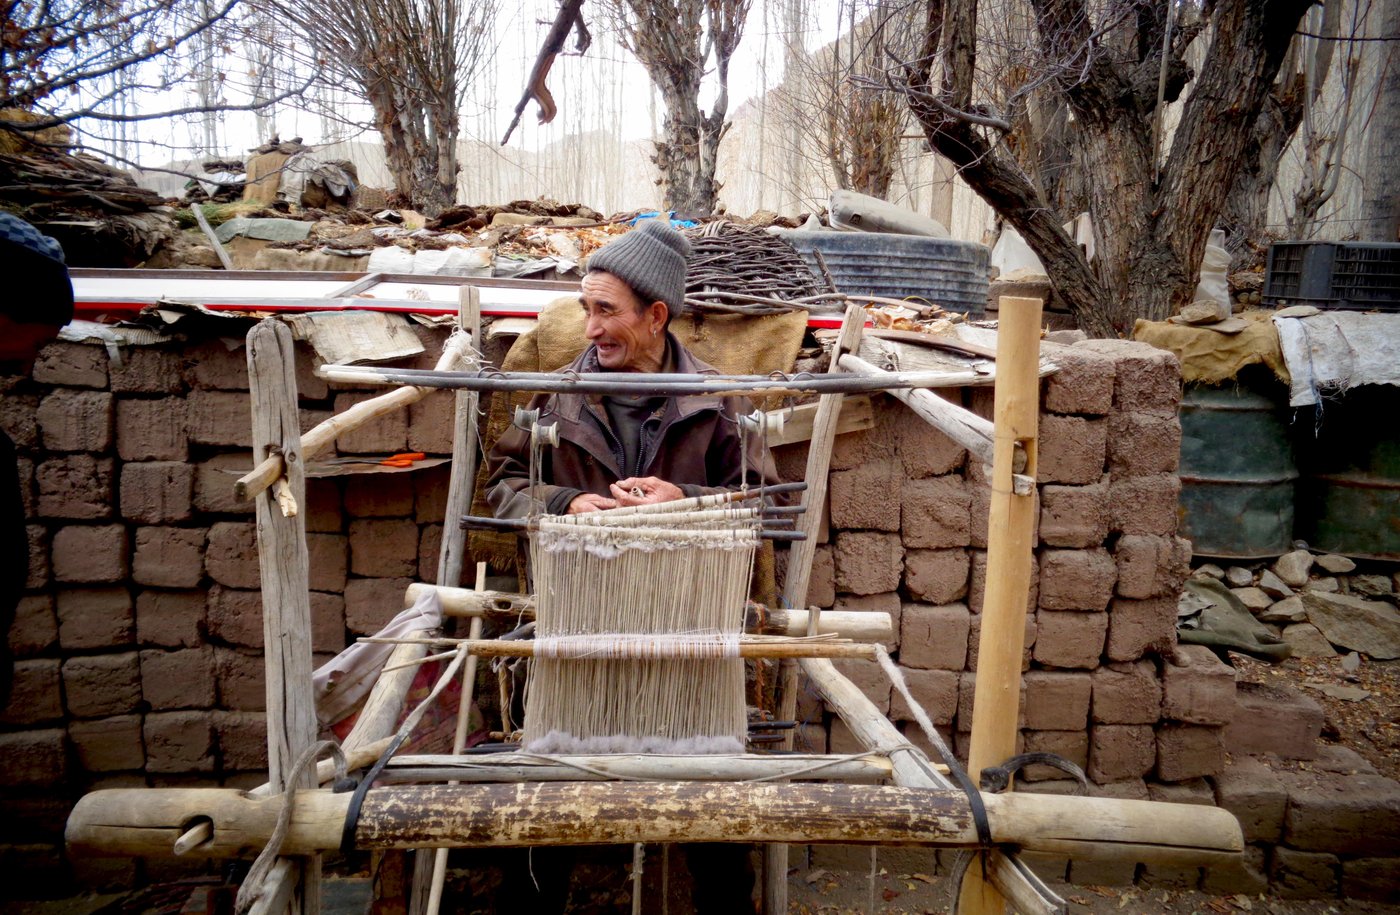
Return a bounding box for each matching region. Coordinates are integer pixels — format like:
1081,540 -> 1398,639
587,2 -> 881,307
486,333 -> 779,519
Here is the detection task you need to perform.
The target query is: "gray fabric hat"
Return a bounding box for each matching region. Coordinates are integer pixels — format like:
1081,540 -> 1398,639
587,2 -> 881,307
586,218 -> 692,313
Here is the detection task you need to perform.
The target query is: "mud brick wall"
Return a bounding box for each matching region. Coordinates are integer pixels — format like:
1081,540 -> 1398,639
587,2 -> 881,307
0,325 -> 462,892
773,339 -> 1225,808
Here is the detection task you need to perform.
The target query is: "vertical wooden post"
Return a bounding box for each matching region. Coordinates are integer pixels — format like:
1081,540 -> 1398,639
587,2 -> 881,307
763,302 -> 866,915
247,318 -> 320,913
958,295 -> 1044,915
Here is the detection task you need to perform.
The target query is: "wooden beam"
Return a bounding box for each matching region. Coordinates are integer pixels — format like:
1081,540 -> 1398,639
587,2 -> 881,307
381,753 -> 896,784
764,395 -> 874,447
362,636 -> 880,661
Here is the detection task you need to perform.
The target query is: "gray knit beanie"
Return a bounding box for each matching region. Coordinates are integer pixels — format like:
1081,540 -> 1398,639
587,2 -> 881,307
586,218 -> 692,314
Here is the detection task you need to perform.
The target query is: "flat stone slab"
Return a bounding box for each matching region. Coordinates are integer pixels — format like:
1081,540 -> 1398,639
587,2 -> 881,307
1302,591 -> 1400,659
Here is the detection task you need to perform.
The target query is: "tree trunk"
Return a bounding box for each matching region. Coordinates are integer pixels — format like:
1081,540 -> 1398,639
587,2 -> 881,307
652,85 -> 719,214
367,81 -> 456,216
1359,0 -> 1400,241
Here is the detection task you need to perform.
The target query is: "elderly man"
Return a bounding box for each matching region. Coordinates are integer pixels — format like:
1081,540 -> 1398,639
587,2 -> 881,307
486,217 -> 776,517
484,218 -> 767,913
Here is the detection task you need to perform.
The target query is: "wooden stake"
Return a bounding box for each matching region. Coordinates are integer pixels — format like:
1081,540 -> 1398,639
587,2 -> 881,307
959,295 -> 1044,915
246,318 -> 320,913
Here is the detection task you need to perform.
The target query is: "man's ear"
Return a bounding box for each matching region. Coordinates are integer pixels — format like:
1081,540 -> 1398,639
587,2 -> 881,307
649,300 -> 669,333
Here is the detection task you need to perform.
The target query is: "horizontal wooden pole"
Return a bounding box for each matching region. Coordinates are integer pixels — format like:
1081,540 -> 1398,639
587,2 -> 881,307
362,636 -> 878,661
380,753 -> 896,784
411,585 -> 892,643
67,784 -> 1242,863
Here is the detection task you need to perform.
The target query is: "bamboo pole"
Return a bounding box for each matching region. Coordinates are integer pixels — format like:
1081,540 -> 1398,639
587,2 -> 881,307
767,301 -> 866,915
66,784 -> 1243,861
235,331 -> 475,502
959,295 -> 1045,915
246,318 -> 320,914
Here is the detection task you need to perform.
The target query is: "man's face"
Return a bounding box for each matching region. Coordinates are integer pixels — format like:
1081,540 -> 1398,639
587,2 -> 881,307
0,318 -> 62,373
579,271 -> 666,371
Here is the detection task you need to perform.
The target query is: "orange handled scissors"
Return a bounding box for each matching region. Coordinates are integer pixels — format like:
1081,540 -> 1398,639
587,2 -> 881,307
379,452 -> 426,468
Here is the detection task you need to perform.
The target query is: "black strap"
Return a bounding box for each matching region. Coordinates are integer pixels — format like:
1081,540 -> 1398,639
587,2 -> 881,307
980,752 -> 1090,795
339,733 -> 408,855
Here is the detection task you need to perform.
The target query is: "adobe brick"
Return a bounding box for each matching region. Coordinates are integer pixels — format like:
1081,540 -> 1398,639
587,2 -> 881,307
133,526 -> 206,588
1211,755 -> 1287,843
1280,767 -> 1400,856
206,586 -> 262,648
1041,346 -> 1115,415
69,715 -> 146,772
15,455 -> 33,516
109,346 -> 185,394
1076,339 -> 1181,415
1160,644 -> 1235,725
901,475 -> 970,549
413,463 -> 451,522
187,390 -> 253,448
305,532 -> 348,592
135,589 -> 204,648
144,710 -> 216,773
120,461 -> 194,524
898,398 -> 967,477
957,672 -> 1026,732
1155,722 -> 1224,781
966,475 -> 991,548
37,454 -> 115,519
968,550 -> 1038,614
293,342 -> 329,401
1089,724 -> 1156,782
1023,671 -> 1091,730
833,592 -> 900,650
889,666 -> 957,725
1105,596 -> 1177,661
344,577 -> 415,635
1038,479 -> 1109,548
215,710 -> 269,770
1107,411 -> 1181,478
1223,681 -> 1323,760
1089,778 -> 1151,799
771,441 -> 808,484
1037,414 -> 1106,485
1038,548 -> 1116,611
827,717 -> 860,754
1107,474 -> 1181,536
829,459 -> 902,532
407,390 -> 456,453
344,472 -> 416,518
903,548 -> 968,604
1020,730 -> 1088,782
0,659 -> 63,725
206,521 -> 259,588
185,339 -> 249,390
1342,857 -> 1400,902
32,341 -> 108,388
56,587 -> 134,651
0,729 -> 68,787
305,478 -> 343,532
141,647 -> 216,710
334,391 -> 408,453
27,524 -> 49,589
310,591 -> 347,654
51,524 -> 128,583
63,651 -> 142,718
1148,777 -> 1215,806
1270,847 -> 1339,899
214,647 -> 266,710
418,524 -> 443,585
1033,609 -> 1106,669
1091,660 -> 1161,724
952,728 -> 1024,765
833,531 -> 902,596
349,518 -> 419,578
1137,861 -> 1203,891
900,602 -> 969,670
804,544 -> 836,607
966,613 -> 1035,672
10,594 -> 57,657
831,657 -> 890,714
300,407 -> 333,437
36,389 -> 113,452
192,453 -> 253,515
0,393 -> 38,448
115,398 -> 188,462
1115,534 -> 1191,599
830,396 -> 898,471
1200,846 -> 1268,897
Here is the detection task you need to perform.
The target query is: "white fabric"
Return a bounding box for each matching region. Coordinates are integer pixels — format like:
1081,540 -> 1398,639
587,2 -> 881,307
1273,312 -> 1400,406
311,587 -> 443,727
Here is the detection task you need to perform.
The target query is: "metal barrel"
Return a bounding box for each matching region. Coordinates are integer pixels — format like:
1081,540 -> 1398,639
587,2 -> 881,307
1295,386 -> 1400,560
1178,383 -> 1299,560
777,231 -> 990,318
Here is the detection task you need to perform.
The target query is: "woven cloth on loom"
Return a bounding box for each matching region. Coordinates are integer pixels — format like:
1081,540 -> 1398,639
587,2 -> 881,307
467,294 -> 808,572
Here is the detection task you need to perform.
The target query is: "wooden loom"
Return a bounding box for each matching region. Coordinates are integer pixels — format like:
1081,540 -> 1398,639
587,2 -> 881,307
64,294 -> 1244,915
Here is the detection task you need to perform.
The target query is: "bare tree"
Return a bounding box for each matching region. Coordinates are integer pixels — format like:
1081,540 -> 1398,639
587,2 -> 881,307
895,0 -> 1314,338
603,0 -> 753,214
1358,0 -> 1399,241
270,0 -> 497,215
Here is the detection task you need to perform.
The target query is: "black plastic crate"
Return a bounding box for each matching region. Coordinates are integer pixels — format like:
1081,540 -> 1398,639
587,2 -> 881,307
1263,241 -> 1400,311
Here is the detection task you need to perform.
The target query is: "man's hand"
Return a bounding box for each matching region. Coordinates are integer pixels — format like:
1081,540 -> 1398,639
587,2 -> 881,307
610,477 -> 685,507
567,493 -> 618,514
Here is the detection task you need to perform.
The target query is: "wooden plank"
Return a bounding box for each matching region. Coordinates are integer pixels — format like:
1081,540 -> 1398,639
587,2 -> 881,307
764,395 -> 874,447
246,318 -> 320,912
434,287 -> 483,590
959,295 -> 1046,915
